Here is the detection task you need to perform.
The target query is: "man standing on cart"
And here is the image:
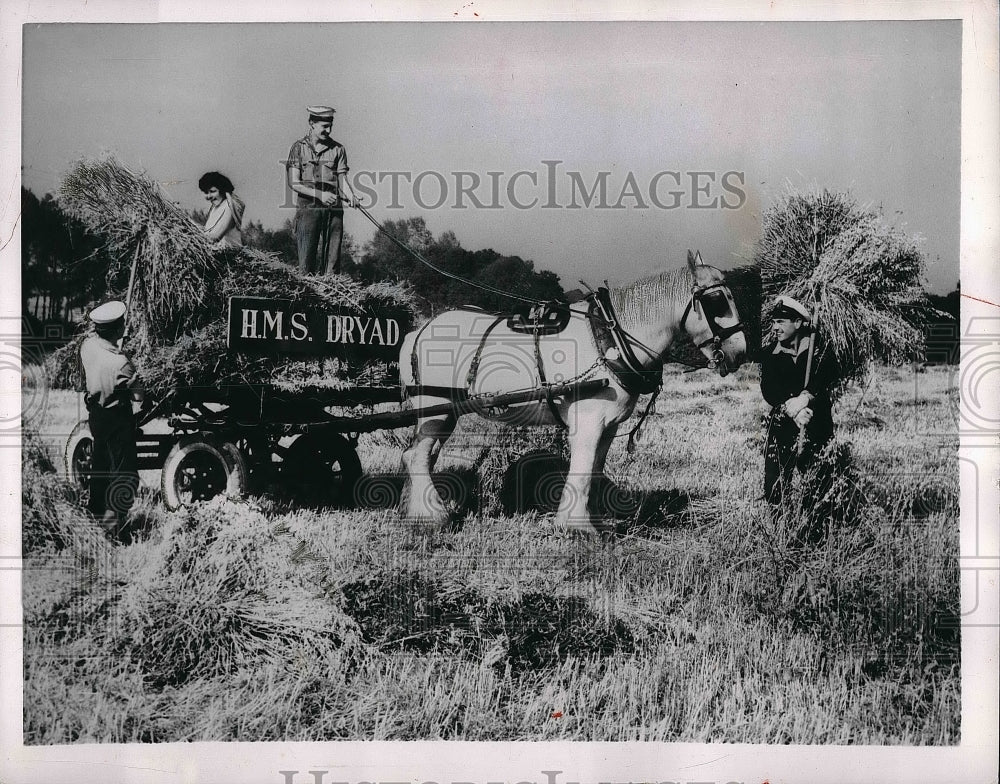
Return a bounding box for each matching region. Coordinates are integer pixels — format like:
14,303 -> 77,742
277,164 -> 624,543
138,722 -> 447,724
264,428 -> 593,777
286,105 -> 361,275
79,300 -> 142,539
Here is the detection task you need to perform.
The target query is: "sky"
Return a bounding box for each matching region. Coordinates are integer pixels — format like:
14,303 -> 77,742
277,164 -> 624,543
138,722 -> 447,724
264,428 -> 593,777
21,20 -> 962,292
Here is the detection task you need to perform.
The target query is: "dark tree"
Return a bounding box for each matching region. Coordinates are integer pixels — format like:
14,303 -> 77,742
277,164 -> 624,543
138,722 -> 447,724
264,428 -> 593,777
21,187 -> 112,330
355,216 -> 565,315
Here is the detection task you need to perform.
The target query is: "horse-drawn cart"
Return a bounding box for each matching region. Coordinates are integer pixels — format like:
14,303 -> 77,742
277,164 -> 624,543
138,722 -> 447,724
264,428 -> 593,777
65,254 -> 746,531
64,376 -> 610,511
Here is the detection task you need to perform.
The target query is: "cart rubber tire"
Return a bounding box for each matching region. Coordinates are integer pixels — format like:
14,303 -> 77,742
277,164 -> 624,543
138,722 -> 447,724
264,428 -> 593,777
64,420 -> 94,497
161,436 -> 249,511
281,433 -> 362,506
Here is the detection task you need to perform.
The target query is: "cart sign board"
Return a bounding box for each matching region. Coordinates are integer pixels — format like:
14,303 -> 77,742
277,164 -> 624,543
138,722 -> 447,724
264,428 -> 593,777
227,296 -> 410,359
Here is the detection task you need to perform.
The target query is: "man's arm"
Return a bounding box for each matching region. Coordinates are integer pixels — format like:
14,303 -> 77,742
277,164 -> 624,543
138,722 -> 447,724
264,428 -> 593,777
759,351 -> 793,408
806,343 -> 840,398
288,166 -> 339,206
337,171 -> 359,208
335,145 -> 358,207
114,358 -> 145,415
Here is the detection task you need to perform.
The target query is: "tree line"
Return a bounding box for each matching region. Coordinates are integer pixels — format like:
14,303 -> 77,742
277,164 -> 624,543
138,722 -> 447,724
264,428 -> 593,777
20,186 -> 958,362
21,188 -> 566,342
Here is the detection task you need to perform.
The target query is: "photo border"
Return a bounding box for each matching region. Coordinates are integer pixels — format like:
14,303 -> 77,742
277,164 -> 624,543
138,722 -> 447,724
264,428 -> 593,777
2,2 -> 996,783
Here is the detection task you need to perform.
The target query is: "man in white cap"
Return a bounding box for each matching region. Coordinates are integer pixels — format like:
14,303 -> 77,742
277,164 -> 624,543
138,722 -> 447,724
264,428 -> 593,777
79,300 -> 142,538
759,295 -> 839,509
285,105 -> 361,275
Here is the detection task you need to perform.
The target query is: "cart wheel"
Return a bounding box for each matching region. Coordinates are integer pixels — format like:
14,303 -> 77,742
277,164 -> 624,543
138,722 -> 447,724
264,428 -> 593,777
161,436 -> 249,511
65,420 -> 94,500
281,433 -> 362,506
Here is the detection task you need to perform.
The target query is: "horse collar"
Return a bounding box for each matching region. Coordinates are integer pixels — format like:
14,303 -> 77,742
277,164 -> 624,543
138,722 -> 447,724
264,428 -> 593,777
587,289 -> 664,396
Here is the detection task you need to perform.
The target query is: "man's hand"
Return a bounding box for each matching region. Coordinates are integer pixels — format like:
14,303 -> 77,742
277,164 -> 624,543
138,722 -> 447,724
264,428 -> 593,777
783,393 -> 810,418
793,407 -> 813,428
318,191 -> 339,207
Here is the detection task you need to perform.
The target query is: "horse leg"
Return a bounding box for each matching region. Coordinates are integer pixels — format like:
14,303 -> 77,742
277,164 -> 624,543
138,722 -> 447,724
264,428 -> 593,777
401,413 -> 457,525
592,423 -> 618,476
554,414 -> 611,534
588,423 -> 619,515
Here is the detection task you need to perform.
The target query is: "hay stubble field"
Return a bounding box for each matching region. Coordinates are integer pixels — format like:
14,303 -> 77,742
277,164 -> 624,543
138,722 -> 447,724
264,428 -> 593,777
21,362 -> 960,743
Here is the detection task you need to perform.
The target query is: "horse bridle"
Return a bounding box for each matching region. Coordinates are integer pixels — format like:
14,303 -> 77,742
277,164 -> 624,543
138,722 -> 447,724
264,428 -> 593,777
680,282 -> 746,370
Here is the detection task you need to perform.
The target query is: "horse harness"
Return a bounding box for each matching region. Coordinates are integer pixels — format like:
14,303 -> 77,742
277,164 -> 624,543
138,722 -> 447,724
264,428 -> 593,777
406,303 -> 586,427
588,288 -> 663,396
405,280 -> 744,436
678,282 -> 746,371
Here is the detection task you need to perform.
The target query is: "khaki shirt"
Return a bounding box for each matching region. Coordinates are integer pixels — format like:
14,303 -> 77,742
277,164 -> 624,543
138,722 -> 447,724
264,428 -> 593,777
80,334 -> 136,409
286,135 -> 349,206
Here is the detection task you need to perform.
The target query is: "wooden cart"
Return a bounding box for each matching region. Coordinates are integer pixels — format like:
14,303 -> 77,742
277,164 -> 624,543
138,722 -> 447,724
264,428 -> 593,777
64,378 -> 608,511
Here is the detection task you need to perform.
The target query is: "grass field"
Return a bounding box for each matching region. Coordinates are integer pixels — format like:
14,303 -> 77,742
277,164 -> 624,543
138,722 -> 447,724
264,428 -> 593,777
20,362 -> 960,743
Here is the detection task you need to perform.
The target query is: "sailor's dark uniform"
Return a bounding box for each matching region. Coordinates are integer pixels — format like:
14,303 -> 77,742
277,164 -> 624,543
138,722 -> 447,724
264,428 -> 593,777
759,335 -> 838,505
80,333 -> 139,530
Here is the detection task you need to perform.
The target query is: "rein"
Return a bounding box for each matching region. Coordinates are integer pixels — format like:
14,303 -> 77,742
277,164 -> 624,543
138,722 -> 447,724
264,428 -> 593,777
357,200 -> 742,384
356,203 -> 545,307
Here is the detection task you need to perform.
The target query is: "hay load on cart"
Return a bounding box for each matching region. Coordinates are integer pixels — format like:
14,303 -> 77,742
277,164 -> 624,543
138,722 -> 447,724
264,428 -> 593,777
51,156 -> 418,509
753,188 -> 934,397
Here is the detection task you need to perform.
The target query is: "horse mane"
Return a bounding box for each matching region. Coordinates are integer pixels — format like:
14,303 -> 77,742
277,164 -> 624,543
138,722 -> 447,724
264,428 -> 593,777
608,267 -> 692,331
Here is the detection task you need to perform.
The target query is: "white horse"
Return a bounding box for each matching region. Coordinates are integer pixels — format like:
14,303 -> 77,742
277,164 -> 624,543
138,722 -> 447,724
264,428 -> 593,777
399,251 -> 748,534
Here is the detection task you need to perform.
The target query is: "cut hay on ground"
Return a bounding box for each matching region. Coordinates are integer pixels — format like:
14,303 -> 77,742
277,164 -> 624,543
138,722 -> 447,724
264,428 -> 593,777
22,427 -> 109,558
754,188 -> 933,393
51,156 -> 417,396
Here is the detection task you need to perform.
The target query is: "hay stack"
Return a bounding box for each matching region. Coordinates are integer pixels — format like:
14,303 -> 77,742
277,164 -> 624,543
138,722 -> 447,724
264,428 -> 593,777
51,157 -> 416,396
754,189 -> 932,394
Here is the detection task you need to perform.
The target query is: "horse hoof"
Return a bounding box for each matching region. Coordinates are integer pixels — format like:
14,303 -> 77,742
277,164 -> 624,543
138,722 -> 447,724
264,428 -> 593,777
558,519 -> 609,538
402,512 -> 448,527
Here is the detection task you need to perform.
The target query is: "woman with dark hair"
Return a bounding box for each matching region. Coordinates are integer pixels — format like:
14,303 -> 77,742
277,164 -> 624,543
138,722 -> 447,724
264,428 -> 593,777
199,171 -> 245,247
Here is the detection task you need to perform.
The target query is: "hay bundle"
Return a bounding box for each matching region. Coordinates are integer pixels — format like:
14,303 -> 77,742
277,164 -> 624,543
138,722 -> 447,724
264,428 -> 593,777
50,157 -> 417,396
95,501 -> 358,689
754,189 -> 932,392
61,157 -> 222,354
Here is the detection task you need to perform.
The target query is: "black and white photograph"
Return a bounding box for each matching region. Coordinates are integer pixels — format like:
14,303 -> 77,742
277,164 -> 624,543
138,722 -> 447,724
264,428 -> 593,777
1,1 -> 997,783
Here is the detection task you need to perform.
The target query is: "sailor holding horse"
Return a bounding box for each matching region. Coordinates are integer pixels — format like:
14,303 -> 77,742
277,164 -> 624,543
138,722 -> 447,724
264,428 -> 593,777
399,251 -> 747,535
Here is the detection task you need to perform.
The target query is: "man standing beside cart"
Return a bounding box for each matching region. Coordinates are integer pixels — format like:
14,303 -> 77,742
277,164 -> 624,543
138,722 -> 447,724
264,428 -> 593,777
286,105 -> 361,275
79,300 -> 142,539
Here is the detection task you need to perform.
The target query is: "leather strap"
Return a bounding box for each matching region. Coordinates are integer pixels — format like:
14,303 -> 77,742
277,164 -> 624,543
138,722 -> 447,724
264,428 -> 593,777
466,316 -> 506,391
534,325 -> 567,428
588,290 -> 664,395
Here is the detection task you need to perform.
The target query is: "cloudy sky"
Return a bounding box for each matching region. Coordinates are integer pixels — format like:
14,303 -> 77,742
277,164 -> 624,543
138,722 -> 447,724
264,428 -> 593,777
22,20 -> 961,291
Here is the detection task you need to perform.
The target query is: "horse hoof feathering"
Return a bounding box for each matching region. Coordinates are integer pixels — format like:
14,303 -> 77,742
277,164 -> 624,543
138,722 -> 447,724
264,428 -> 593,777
399,251 -> 747,536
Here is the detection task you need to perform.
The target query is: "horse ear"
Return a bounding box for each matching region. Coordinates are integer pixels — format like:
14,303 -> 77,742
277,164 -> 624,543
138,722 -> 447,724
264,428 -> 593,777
687,249 -> 697,275
694,250 -> 704,265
